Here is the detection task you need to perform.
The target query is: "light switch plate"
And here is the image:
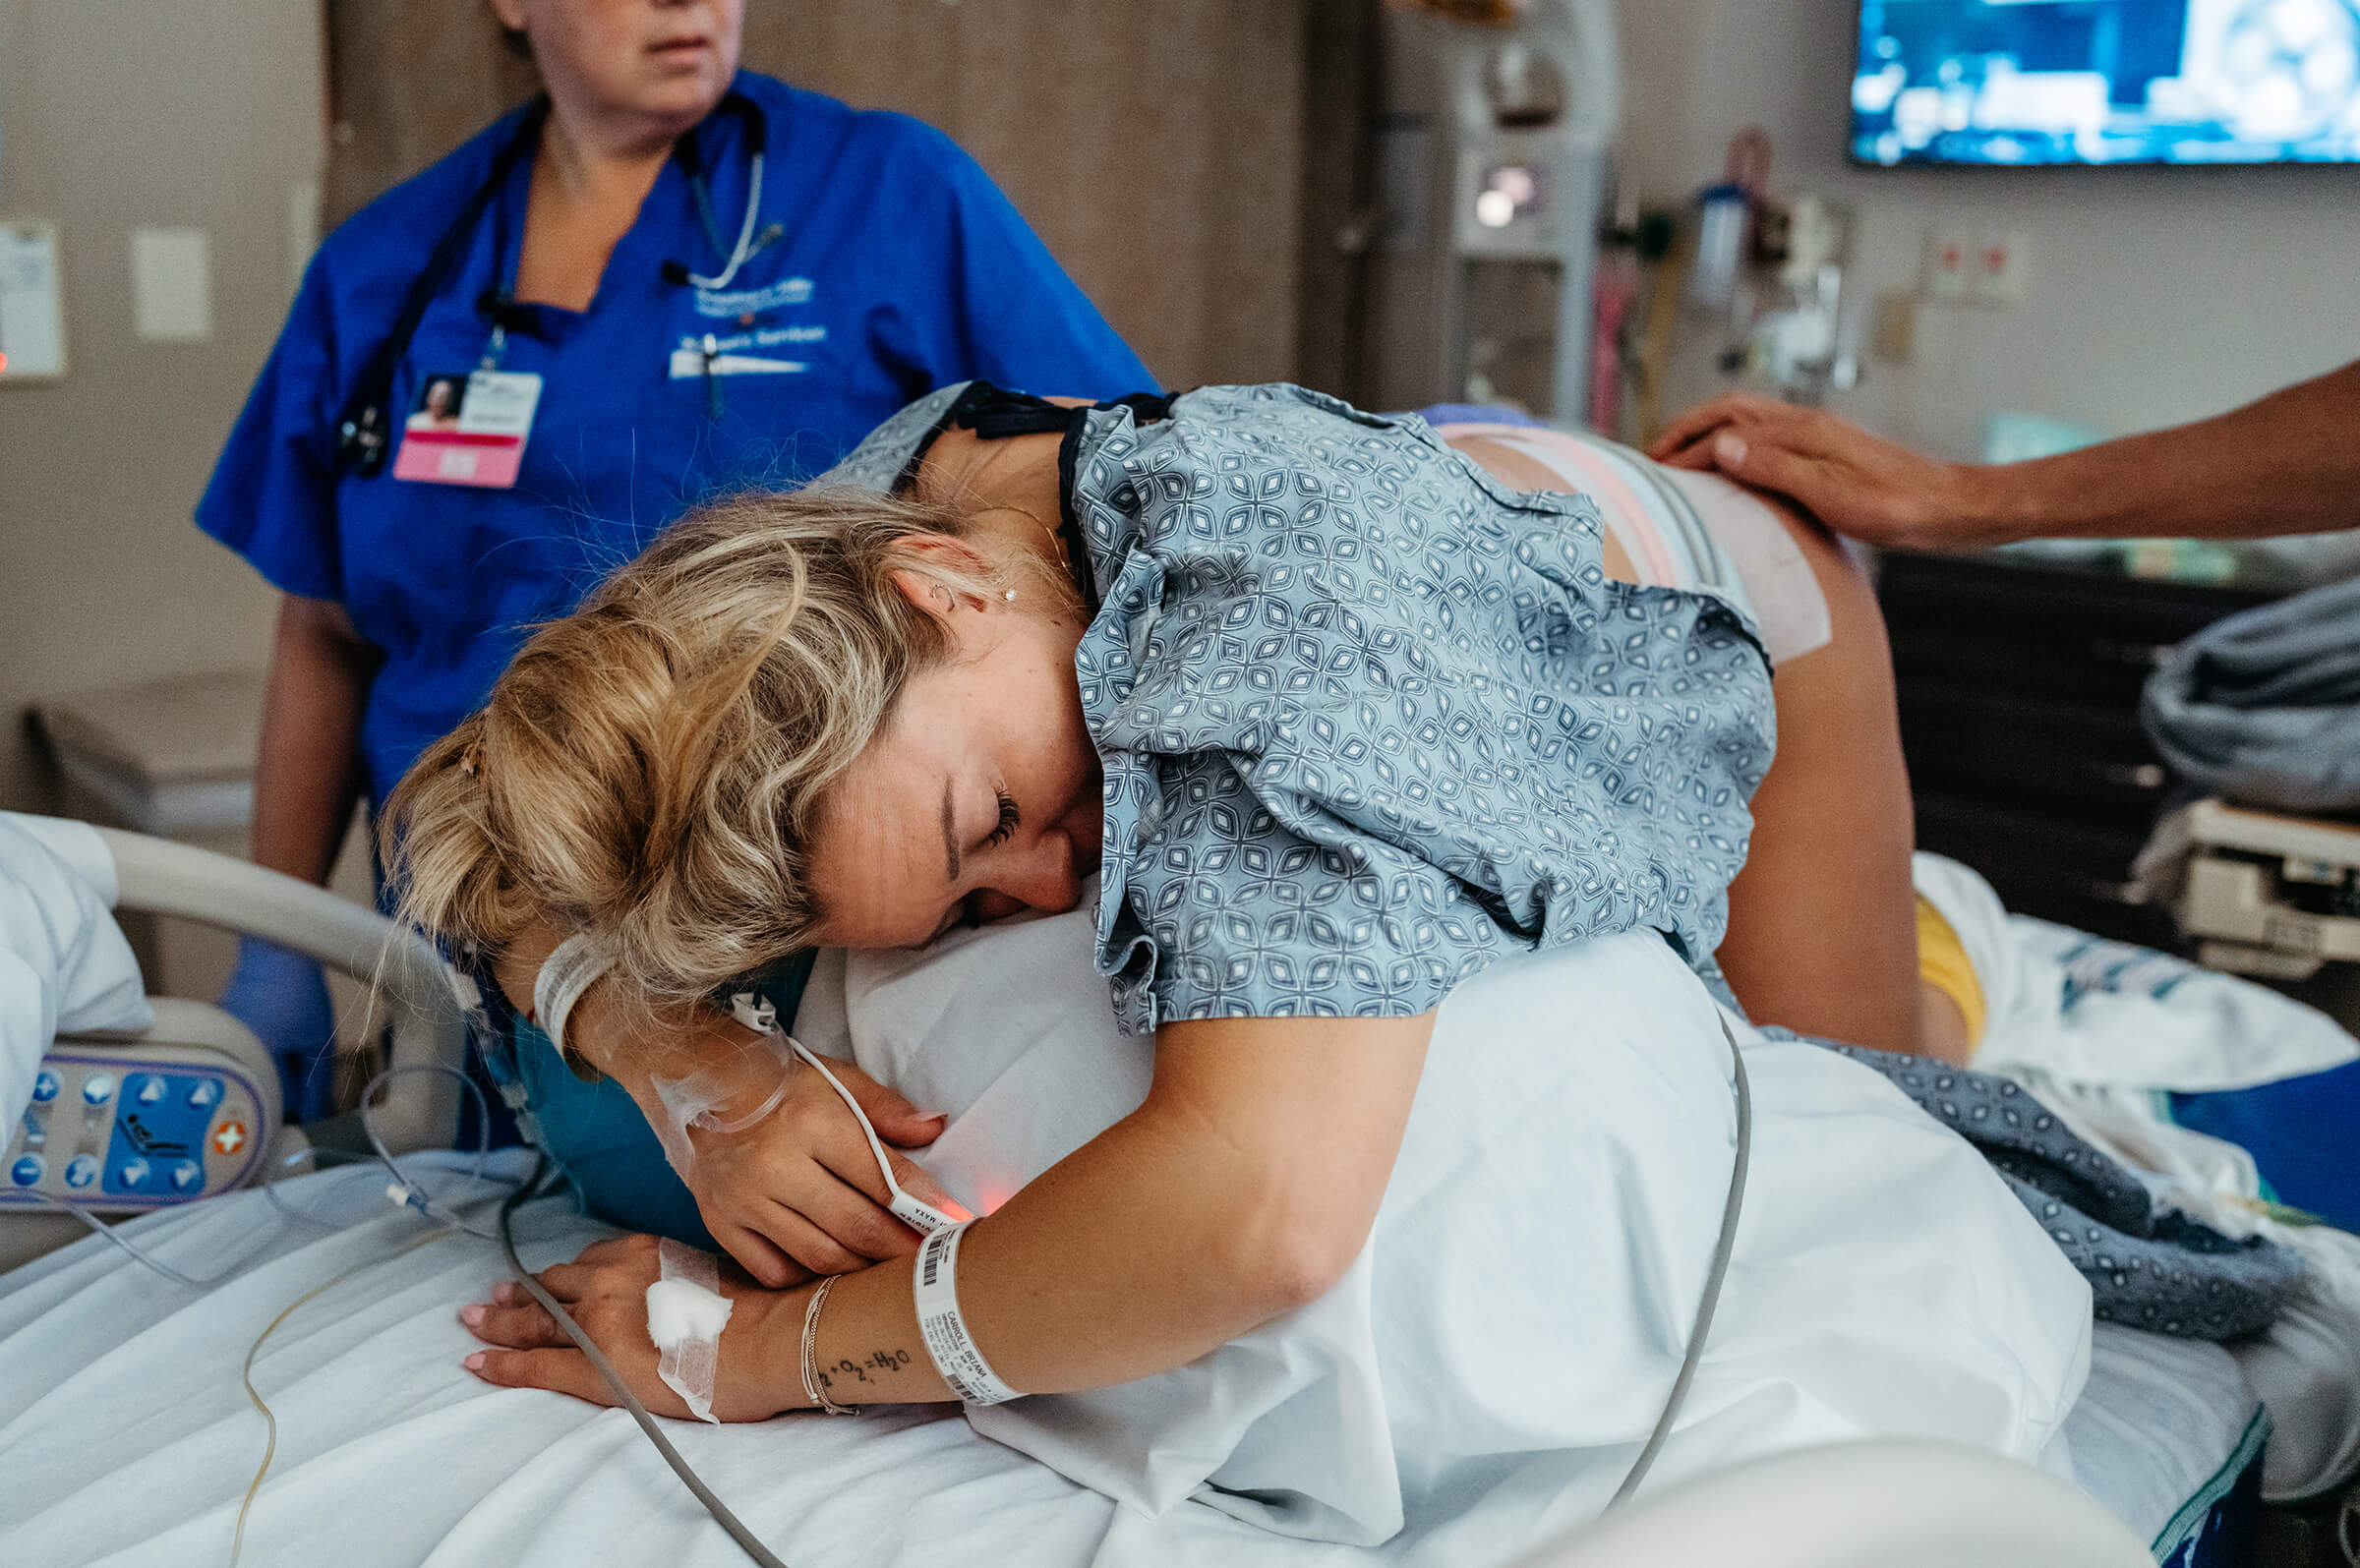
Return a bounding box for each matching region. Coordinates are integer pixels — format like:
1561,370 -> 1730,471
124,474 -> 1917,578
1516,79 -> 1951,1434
131,227 -> 213,342
0,220 -> 68,379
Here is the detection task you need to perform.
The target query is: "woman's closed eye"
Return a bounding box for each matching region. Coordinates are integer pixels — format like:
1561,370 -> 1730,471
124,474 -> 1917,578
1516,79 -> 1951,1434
985,788 -> 1020,848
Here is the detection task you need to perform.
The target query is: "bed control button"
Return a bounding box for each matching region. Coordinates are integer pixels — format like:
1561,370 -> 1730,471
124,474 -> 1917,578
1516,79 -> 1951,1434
134,1076 -> 166,1105
9,1154 -> 41,1188
170,1160 -> 203,1192
187,1078 -> 219,1109
81,1074 -> 116,1107
31,1070 -> 60,1104
116,1158 -> 150,1190
64,1154 -> 98,1189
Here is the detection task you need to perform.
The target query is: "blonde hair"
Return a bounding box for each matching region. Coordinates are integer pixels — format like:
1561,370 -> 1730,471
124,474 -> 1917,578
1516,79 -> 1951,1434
382,485 -> 1067,1014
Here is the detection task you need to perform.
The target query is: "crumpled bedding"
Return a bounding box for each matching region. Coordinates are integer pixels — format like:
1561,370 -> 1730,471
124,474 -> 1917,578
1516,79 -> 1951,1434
1920,851 -> 2360,1501
0,813 -> 150,1129
2142,573 -> 2360,812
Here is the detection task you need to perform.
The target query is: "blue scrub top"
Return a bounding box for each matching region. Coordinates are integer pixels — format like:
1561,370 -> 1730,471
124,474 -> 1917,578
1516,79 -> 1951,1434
199,72 -> 1153,806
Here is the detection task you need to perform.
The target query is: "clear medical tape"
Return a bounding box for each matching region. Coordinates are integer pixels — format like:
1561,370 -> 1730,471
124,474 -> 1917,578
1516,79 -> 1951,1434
648,1236 -> 735,1423
647,1027 -> 801,1181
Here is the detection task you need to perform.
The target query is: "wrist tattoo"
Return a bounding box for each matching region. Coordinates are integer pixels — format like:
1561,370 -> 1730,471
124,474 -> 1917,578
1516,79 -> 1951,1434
826,1348 -> 914,1386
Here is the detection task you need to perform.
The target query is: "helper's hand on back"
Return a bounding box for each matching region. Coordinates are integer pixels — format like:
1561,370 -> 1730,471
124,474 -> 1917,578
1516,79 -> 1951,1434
1649,393 -> 1995,552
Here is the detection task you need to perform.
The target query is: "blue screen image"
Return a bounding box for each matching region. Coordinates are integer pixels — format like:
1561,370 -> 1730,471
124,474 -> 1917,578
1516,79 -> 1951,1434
1854,0 -> 2360,165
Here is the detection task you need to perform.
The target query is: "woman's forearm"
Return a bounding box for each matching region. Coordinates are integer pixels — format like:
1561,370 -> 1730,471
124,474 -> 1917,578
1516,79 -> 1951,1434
744,1012 -> 1435,1409
251,595 -> 377,884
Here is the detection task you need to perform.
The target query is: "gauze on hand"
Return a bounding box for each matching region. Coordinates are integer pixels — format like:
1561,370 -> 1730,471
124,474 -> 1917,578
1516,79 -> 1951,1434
645,1237 -> 734,1423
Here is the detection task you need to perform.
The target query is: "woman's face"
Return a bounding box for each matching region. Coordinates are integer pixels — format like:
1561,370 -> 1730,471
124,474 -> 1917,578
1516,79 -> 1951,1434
499,0 -> 743,134
805,586 -> 1102,952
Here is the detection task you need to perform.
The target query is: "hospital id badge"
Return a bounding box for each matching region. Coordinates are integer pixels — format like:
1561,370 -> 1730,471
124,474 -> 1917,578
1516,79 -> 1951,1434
390,370 -> 543,488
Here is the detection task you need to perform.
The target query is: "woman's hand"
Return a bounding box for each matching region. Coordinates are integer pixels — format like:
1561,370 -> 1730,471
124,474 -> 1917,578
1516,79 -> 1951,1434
1648,393 -> 1995,552
459,1234 -> 807,1422
533,972 -> 964,1288
664,1050 -> 965,1288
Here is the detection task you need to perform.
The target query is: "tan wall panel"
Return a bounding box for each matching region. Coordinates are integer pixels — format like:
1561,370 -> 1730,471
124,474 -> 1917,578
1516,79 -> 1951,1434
325,0 -> 1318,391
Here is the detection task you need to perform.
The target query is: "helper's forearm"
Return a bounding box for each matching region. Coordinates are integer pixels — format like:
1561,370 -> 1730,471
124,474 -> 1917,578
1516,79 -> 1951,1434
1976,360 -> 2360,544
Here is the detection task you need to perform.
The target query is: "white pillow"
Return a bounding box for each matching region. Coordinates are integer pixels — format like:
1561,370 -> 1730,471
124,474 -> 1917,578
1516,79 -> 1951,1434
796,910 -> 2092,1544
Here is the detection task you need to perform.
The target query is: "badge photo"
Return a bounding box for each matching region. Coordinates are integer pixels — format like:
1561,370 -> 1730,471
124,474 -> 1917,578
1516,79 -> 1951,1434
391,369 -> 544,488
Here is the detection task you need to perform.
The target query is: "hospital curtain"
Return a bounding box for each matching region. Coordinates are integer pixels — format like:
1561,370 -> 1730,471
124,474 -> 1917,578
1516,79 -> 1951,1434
322,0 -> 1374,395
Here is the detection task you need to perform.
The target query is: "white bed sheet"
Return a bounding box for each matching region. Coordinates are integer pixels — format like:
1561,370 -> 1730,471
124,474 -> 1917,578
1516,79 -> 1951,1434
0,1153 -> 2251,1568
2065,1327 -> 2265,1557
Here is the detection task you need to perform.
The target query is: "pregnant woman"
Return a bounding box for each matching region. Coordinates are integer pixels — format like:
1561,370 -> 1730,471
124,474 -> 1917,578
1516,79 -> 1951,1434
377,383 -> 2109,1530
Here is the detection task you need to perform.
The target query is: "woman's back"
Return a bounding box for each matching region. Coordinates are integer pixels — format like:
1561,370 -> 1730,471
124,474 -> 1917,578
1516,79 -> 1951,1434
826,382 -> 1779,1032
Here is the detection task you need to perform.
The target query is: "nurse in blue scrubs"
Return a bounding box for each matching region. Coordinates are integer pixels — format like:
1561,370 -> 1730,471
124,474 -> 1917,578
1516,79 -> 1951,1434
197,0 -> 1151,1123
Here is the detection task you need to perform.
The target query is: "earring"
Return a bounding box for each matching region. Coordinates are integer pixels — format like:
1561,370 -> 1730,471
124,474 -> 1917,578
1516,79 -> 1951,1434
1004,589 -> 1018,602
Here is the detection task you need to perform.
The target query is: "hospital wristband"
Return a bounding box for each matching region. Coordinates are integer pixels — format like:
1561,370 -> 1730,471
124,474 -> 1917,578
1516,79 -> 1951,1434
532,934 -> 611,1069
912,1222 -> 1021,1407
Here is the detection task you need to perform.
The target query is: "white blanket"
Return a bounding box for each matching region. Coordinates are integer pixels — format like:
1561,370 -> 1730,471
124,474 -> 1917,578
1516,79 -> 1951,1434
792,910 -> 2091,1541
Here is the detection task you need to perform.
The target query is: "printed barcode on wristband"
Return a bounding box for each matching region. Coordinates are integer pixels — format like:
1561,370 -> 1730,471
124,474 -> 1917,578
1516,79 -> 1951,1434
911,1222 -> 1019,1407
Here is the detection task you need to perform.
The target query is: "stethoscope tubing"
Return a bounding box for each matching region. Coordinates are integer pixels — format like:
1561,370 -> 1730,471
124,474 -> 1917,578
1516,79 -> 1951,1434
332,90 -> 771,474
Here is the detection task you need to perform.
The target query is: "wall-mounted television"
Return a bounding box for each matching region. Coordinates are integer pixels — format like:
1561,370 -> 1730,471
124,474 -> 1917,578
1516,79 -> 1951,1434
1853,0 -> 2360,165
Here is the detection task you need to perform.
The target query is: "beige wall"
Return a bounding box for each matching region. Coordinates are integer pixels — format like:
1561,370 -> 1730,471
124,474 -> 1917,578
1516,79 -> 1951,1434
0,0 -> 325,812
1614,0 -> 2360,457
0,0 -> 1328,819
327,0 -> 1319,395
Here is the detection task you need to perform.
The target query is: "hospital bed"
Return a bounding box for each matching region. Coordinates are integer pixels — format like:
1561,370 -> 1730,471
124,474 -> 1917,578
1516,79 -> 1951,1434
0,822 -> 2334,1566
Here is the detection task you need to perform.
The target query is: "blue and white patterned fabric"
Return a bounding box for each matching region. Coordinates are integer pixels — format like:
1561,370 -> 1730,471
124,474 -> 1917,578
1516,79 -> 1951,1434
822,382 -> 1776,1033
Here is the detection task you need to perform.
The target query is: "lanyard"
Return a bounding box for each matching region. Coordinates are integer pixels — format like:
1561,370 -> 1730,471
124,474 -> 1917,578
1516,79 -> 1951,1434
333,90 -> 773,473
333,100 -> 549,476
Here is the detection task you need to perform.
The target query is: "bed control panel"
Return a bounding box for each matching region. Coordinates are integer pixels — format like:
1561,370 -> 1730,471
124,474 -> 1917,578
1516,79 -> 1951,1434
4,1049 -> 267,1213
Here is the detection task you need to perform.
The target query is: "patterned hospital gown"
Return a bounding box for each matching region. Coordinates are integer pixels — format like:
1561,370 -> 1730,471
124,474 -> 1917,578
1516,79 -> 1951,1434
823,382 -> 1777,1034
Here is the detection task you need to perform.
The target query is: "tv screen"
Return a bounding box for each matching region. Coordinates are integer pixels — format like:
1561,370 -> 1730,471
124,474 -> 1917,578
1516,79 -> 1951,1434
1853,0 -> 2360,165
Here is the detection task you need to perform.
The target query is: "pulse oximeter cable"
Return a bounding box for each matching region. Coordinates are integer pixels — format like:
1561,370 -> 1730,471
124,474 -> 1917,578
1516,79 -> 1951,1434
1605,1014 -> 1752,1509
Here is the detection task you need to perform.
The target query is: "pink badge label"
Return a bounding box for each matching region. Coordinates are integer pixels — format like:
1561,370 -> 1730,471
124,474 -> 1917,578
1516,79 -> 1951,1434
391,370 -> 542,489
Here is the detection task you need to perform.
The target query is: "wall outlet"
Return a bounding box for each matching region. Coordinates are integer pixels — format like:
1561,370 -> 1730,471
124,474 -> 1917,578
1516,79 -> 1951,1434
1968,230 -> 2031,306
1921,229 -> 1971,303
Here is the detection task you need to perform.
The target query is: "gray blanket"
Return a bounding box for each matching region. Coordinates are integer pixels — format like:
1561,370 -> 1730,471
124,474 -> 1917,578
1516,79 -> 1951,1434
2143,574 -> 2360,812
1815,1038 -> 2303,1340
